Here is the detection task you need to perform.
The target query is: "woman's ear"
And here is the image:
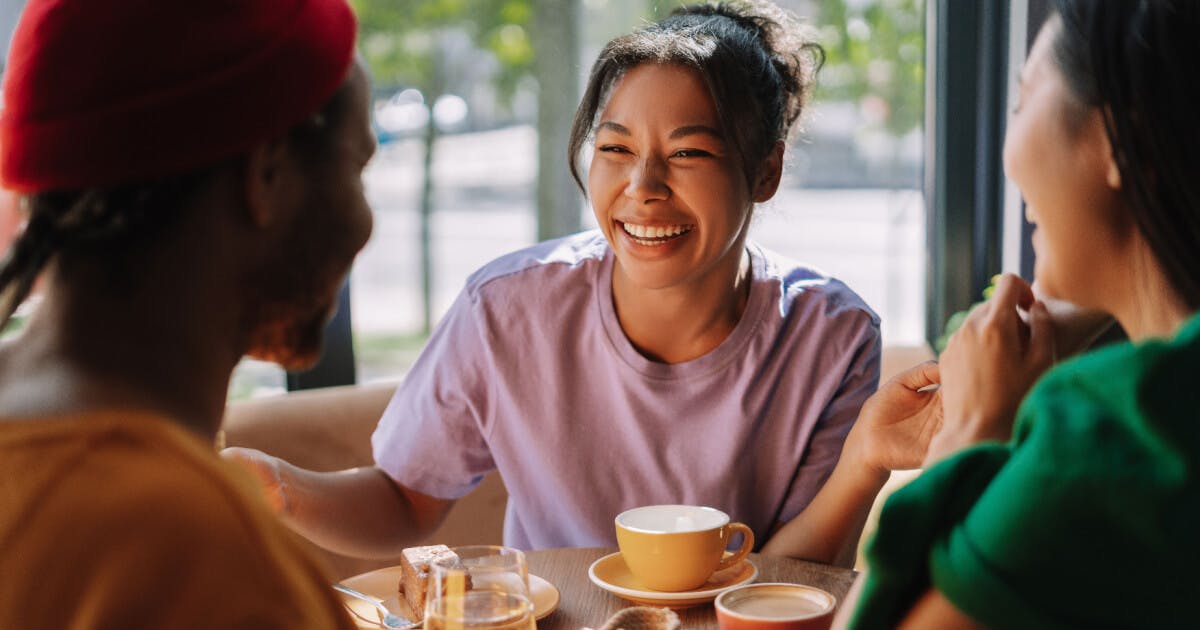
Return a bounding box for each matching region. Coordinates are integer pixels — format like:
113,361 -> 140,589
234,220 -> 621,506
753,142 -> 785,203
242,138 -> 292,228
1104,144 -> 1122,191
1090,109 -> 1122,191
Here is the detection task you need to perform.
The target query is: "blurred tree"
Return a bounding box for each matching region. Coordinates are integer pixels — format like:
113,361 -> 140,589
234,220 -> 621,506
352,0 -> 534,100
532,0 -> 581,241
350,0 -> 537,333
814,0 -> 925,136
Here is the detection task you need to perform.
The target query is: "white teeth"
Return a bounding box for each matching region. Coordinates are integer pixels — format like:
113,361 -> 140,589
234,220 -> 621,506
621,222 -> 692,240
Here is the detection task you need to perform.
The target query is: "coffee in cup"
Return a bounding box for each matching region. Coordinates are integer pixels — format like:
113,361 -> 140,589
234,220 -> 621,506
614,504 -> 754,592
714,583 -> 836,630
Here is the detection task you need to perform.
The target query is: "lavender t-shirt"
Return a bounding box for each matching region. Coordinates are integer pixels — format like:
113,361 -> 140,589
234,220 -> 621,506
372,231 -> 880,550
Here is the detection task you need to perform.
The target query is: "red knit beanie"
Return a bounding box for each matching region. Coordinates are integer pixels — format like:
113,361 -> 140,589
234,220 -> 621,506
0,0 -> 357,193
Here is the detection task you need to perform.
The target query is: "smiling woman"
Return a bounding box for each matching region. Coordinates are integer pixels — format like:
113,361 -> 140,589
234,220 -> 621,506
227,0 -> 939,574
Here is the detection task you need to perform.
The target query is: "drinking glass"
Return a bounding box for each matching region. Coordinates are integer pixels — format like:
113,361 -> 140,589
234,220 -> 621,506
425,545 -> 534,630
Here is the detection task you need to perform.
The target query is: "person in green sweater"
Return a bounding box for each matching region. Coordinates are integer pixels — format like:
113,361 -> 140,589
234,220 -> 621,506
836,0 -> 1200,627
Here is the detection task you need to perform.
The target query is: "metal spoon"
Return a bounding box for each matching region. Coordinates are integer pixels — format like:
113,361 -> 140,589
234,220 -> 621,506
333,583 -> 419,629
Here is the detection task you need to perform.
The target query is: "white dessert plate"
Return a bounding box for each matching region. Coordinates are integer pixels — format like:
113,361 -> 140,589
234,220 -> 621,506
587,551 -> 757,608
339,565 -> 559,628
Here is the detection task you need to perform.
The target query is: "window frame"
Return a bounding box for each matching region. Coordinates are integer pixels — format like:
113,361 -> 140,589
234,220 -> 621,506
923,0 -> 1014,347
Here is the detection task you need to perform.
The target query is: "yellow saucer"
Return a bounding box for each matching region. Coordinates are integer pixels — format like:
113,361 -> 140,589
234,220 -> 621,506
587,551 -> 758,609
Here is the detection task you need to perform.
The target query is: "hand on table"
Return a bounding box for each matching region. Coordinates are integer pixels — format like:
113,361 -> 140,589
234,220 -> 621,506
222,446 -> 289,515
845,361 -> 943,477
927,273 -> 1055,465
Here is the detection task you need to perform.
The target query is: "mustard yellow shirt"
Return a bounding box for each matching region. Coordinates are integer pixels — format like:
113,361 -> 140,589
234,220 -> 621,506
0,411 -> 355,629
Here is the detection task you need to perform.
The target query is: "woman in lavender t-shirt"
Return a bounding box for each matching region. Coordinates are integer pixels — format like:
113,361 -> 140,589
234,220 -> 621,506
228,1 -> 940,567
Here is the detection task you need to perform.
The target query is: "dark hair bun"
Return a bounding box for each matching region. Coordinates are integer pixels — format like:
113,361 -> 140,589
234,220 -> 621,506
670,0 -> 823,140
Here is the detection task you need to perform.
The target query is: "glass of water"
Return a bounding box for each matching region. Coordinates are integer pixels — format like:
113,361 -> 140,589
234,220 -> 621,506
425,545 -> 534,630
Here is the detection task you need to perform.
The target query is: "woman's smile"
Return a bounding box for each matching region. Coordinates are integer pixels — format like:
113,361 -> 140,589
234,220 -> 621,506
616,219 -> 696,246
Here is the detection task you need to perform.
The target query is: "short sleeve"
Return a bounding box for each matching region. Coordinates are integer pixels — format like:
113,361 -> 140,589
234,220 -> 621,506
851,444 -> 1009,629
778,310 -> 881,520
372,288 -> 497,499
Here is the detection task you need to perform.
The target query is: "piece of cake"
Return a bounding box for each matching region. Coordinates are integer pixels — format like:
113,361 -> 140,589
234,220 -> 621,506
398,544 -> 461,620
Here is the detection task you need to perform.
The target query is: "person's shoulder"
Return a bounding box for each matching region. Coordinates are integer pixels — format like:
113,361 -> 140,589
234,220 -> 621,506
462,230 -> 609,301
1017,327 -> 1200,481
13,415 -> 263,553
20,419 -> 293,594
1032,318 -> 1200,418
750,241 -> 880,329
66,424 -> 263,547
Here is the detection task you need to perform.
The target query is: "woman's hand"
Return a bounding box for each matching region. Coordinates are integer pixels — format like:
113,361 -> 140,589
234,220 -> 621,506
928,273 -> 1055,464
845,361 -> 943,477
221,446 -> 290,516
1033,283 -> 1115,358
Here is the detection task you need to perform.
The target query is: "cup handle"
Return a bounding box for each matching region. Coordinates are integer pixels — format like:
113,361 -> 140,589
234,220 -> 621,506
715,522 -> 754,571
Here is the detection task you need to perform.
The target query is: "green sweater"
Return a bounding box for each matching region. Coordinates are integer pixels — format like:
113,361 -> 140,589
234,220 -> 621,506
853,314 -> 1200,629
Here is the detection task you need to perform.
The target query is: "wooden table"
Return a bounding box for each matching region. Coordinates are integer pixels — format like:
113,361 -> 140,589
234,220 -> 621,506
526,547 -> 856,630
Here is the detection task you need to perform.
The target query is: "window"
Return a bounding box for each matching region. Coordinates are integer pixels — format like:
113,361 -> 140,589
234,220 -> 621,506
334,0 -> 929,393
0,0 -> 934,398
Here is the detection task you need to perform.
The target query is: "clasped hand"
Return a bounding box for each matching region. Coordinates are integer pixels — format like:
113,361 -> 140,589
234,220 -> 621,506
847,274 -> 1060,474
846,360 -> 943,478
925,273 -> 1056,464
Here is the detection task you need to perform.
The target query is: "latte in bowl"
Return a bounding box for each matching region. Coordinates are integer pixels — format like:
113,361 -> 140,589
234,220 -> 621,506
714,583 -> 836,630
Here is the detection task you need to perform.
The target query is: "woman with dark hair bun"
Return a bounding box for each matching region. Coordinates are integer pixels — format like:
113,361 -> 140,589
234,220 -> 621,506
839,0 -> 1200,627
0,0 -> 372,626
230,0 -> 939,566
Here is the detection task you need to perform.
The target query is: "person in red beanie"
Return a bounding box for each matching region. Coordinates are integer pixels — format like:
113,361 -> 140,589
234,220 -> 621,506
0,1 -> 371,628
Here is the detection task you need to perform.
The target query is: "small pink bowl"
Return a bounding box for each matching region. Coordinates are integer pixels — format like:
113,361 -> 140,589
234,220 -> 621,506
714,583 -> 837,630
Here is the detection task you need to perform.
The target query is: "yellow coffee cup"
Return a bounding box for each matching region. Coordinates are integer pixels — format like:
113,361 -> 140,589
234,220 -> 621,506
615,505 -> 755,592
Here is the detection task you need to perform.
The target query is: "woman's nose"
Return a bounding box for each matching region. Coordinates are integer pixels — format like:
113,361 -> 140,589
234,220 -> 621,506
624,156 -> 670,203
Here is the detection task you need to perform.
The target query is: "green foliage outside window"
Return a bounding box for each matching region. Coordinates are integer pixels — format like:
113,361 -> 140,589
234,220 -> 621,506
350,0 -> 534,99
814,0 -> 924,136
934,275 -> 1000,354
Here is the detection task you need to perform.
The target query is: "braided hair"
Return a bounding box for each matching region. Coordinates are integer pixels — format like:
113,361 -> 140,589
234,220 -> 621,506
0,174 -> 207,330
568,0 -> 824,192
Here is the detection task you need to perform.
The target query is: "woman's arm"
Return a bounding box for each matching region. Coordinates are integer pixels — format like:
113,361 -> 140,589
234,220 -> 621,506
221,383 -> 456,558
898,588 -> 985,630
832,578 -> 983,630
758,447 -> 887,566
224,450 -> 457,558
761,362 -> 942,565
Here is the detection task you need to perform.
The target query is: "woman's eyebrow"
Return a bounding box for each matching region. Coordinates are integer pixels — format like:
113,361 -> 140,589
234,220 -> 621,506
669,124 -> 723,140
597,121 -> 631,135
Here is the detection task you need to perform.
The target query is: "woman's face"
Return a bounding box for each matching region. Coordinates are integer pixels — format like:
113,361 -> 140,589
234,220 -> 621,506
1003,17 -> 1126,308
588,62 -> 778,292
